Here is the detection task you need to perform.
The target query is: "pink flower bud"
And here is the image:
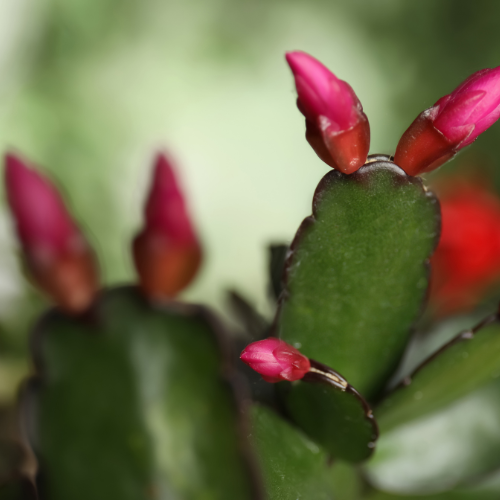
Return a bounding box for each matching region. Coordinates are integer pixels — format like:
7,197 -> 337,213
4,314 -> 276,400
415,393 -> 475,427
240,337 -> 311,383
395,67 -> 500,176
286,51 -> 370,174
5,153 -> 99,313
133,153 -> 202,300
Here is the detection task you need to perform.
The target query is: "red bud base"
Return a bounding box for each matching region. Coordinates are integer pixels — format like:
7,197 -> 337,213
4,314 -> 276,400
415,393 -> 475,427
133,231 -> 202,300
306,117 -> 370,175
394,114 -> 463,176
27,242 -> 99,314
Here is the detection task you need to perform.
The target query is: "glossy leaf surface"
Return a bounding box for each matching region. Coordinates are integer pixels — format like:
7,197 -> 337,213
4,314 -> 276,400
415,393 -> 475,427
276,159 -> 439,400
366,489 -> 500,500
376,318 -> 500,432
250,404 -> 334,500
30,287 -> 257,500
279,360 -> 378,462
367,380 -> 500,493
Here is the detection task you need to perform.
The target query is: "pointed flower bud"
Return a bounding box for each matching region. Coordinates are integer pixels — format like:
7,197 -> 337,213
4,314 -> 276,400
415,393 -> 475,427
286,51 -> 370,174
5,153 -> 99,313
240,337 -> 311,383
395,67 -> 500,176
133,153 -> 202,300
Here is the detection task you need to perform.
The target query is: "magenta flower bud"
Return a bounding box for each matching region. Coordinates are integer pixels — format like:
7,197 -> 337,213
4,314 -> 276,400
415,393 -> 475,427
395,67 -> 500,176
286,51 -> 370,174
5,153 -> 99,313
133,153 -> 202,300
240,337 -> 311,383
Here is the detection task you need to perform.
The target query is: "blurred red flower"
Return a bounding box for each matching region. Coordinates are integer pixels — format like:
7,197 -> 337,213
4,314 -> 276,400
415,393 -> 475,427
430,177 -> 500,315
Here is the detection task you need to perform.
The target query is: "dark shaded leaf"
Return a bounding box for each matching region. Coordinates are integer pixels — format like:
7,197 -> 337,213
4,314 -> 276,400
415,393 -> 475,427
0,477 -> 38,500
268,244 -> 289,301
227,289 -> 269,340
366,491 -> 499,500
367,379 -> 500,493
279,360 -> 378,462
376,316 -> 500,433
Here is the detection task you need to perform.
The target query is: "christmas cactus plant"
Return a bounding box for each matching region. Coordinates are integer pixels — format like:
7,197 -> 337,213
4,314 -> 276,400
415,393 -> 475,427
2,51 -> 500,499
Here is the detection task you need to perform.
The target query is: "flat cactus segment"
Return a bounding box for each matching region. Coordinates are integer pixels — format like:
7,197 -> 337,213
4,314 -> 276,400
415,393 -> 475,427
376,316 -> 500,433
367,380 -> 500,493
29,287 -> 259,500
249,404 -> 334,500
276,158 -> 439,400
278,360 -> 378,462
366,489 -> 500,500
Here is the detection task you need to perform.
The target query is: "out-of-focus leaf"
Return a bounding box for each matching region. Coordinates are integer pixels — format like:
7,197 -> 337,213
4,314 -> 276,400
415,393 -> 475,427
30,287 -> 259,500
250,404 -> 334,500
365,489 -> 500,500
0,440 -> 24,483
0,405 -> 34,495
268,244 -> 288,301
276,157 -> 439,400
0,478 -> 38,500
227,290 -> 269,340
376,317 -> 500,433
330,461 -> 363,500
366,380 -> 500,493
279,360 -> 378,463
390,307 -> 495,387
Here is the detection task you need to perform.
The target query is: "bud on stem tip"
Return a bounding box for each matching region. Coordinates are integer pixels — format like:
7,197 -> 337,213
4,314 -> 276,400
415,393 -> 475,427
240,337 -> 310,383
4,153 -> 99,314
286,51 -> 370,174
133,153 -> 202,300
395,66 -> 500,175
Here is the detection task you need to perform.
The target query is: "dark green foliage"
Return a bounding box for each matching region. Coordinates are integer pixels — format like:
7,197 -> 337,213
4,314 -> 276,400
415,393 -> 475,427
368,380 -> 500,492
268,244 -> 288,301
278,362 -> 378,463
376,317 -> 500,432
30,287 -> 257,500
366,487 -> 500,500
249,404 -> 334,500
0,478 -> 37,500
276,159 -> 439,400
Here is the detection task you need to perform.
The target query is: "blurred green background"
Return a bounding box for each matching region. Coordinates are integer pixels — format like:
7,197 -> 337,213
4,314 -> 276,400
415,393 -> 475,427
1,0 -> 500,403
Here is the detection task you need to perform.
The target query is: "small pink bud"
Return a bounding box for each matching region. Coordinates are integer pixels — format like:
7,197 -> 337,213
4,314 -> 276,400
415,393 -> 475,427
5,153 -> 99,313
240,337 -> 311,383
395,67 -> 500,176
133,153 -> 202,299
286,51 -> 370,174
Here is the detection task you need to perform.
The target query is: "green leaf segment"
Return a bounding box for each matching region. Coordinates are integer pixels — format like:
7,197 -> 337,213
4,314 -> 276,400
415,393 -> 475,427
29,287 -> 259,500
275,156 -> 440,402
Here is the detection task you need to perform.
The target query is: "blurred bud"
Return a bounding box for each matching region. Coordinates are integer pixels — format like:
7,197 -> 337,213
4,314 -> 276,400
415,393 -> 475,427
395,67 -> 500,176
5,153 -> 99,314
286,51 -> 370,174
133,153 -> 202,300
240,337 -> 310,383
430,178 -> 500,316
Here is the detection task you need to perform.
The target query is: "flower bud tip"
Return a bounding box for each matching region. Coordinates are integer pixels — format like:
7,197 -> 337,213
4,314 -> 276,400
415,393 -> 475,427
133,153 -> 202,300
